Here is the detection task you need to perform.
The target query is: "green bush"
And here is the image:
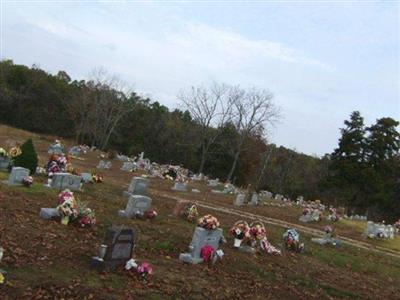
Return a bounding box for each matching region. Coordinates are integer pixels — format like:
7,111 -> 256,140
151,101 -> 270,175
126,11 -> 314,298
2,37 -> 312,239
13,138 -> 38,174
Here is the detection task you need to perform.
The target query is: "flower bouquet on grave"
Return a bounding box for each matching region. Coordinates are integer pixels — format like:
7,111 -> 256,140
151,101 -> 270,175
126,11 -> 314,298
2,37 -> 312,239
57,189 -> 79,225
144,209 -> 158,219
136,262 -> 153,280
395,219 -> 400,233
249,221 -> 267,245
197,214 -> 220,230
303,207 -> 311,216
185,204 -> 198,222
229,220 -> 251,248
22,176 -> 33,188
327,208 -> 340,222
0,148 -> 8,157
283,228 -> 304,253
260,238 -> 281,255
9,146 -> 21,158
92,173 -> 104,183
77,207 -> 96,227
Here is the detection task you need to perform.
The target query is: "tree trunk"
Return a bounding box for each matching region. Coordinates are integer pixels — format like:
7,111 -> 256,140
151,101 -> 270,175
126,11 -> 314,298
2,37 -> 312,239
198,152 -> 206,174
227,148 -> 241,182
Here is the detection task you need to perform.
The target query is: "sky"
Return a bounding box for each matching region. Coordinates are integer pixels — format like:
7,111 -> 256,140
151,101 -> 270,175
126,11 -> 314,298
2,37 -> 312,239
1,0 -> 399,156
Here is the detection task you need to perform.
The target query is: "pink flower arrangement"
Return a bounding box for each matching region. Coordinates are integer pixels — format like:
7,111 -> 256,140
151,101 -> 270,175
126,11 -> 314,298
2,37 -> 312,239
137,262 -> 153,278
78,208 -> 96,227
324,225 -> 333,234
22,176 -> 33,187
249,221 -> 266,241
229,220 -> 251,240
58,189 -> 75,204
144,209 -> 158,219
198,214 -> 220,230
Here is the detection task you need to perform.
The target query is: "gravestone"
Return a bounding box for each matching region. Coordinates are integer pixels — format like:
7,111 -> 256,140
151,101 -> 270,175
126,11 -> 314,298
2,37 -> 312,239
48,143 -> 64,155
250,193 -> 259,206
121,162 -> 135,172
91,226 -> 136,271
207,179 -> 219,187
179,227 -> 223,264
97,160 -> 111,169
172,200 -> 192,216
2,167 -> 30,185
50,173 -> 82,191
40,208 -> 60,219
81,173 -> 93,183
0,156 -> 11,170
117,154 -> 130,162
234,194 -> 245,206
119,195 -> 152,218
172,182 -> 188,192
68,146 -> 82,156
123,177 -> 149,198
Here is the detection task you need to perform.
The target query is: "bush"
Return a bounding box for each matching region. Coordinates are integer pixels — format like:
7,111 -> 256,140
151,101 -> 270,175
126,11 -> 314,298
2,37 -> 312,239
13,138 -> 38,174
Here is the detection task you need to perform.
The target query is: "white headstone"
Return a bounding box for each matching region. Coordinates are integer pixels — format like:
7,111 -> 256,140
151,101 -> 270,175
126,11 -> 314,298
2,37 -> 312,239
123,177 -> 149,198
179,227 -> 223,264
119,195 -> 152,218
234,194 -> 245,206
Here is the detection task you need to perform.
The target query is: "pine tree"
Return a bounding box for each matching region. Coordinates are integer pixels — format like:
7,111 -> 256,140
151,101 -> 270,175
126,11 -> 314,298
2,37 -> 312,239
329,111 -> 367,212
13,138 -> 38,174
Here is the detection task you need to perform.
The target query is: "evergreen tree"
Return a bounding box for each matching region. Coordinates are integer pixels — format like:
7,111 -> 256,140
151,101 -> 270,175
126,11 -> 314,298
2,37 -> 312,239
13,138 -> 38,174
328,111 -> 367,212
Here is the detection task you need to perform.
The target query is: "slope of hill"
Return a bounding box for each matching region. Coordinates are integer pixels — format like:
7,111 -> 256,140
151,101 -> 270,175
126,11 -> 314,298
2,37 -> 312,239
0,125 -> 399,299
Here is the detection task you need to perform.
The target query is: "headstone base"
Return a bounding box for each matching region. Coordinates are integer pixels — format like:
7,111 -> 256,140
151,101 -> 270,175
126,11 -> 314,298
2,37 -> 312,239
179,253 -> 204,264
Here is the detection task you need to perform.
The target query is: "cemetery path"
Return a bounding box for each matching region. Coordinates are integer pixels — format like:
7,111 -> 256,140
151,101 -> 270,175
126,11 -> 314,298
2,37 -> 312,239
150,189 -> 400,260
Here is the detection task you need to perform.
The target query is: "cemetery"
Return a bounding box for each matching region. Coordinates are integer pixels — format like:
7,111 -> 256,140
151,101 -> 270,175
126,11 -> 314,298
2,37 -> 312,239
0,125 -> 399,299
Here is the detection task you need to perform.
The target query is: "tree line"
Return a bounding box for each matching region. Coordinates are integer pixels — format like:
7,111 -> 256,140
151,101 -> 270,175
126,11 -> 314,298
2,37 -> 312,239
0,60 -> 398,221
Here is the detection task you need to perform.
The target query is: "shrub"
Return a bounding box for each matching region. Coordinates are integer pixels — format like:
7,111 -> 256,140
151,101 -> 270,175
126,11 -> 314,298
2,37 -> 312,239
13,138 -> 38,174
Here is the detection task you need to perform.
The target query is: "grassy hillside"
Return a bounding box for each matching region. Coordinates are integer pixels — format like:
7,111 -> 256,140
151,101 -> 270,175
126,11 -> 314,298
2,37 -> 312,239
0,125 -> 399,299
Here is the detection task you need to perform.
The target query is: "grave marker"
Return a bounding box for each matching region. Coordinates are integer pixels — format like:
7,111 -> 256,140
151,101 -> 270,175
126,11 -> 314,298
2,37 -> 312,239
50,173 -> 82,191
91,226 -> 136,271
119,195 -> 152,218
179,227 -> 223,264
2,167 -> 30,186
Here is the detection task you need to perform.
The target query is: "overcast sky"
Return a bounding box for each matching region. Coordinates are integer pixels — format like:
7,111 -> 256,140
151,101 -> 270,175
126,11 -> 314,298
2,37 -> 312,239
2,0 -> 399,156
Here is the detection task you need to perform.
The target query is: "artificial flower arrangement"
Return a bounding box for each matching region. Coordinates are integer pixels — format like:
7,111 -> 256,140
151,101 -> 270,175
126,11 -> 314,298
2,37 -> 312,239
144,209 -> 158,219
125,259 -> 154,281
0,148 -> 8,157
327,207 -> 340,222
185,204 -> 198,222
198,214 -> 220,230
395,219 -> 400,233
303,207 -> 311,215
57,189 -> 96,227
283,228 -> 304,253
46,154 -> 68,175
92,173 -> 104,183
229,220 -> 251,248
249,221 -> 281,255
9,146 -> 21,157
22,176 -> 33,188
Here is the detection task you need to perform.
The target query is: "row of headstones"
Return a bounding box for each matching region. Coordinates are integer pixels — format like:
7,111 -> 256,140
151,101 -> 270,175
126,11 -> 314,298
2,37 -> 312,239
364,221 -> 395,239
233,193 -> 259,206
2,166 -> 85,192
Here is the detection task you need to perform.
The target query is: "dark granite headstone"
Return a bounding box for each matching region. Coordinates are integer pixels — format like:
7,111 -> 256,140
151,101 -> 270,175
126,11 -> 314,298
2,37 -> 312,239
91,226 -> 136,271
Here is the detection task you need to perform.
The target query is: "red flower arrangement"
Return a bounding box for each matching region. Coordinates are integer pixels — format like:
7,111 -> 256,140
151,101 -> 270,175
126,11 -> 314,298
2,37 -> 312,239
200,245 -> 215,262
249,221 -> 266,241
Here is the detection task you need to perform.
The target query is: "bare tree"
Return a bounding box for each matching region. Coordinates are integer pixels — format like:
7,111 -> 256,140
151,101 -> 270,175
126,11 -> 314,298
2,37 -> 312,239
67,68 -> 134,150
226,86 -> 279,182
178,82 -> 232,174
